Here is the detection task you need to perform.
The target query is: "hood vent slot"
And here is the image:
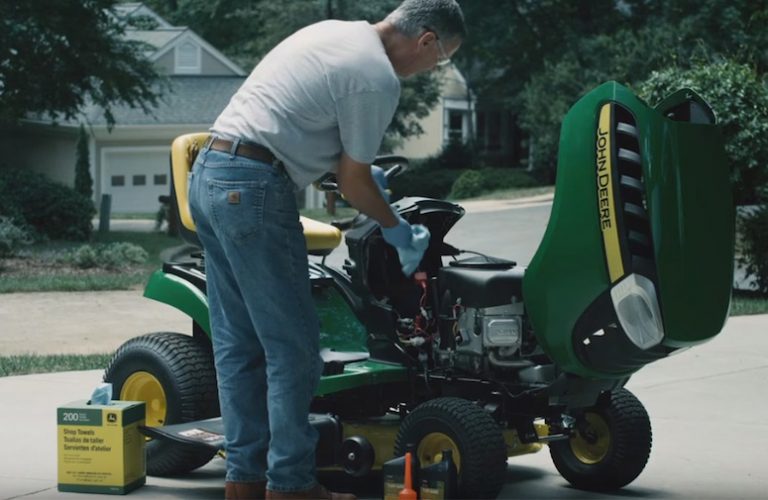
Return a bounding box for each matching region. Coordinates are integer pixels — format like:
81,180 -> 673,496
613,104 -> 656,279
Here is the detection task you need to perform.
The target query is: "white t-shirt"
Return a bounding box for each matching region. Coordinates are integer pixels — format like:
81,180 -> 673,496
212,20 -> 401,189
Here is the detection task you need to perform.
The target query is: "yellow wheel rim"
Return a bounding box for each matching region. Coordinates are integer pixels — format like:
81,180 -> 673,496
121,371 -> 167,427
417,432 -> 462,472
570,412 -> 611,464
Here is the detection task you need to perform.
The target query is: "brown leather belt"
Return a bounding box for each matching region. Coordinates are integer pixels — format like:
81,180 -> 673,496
205,136 -> 279,165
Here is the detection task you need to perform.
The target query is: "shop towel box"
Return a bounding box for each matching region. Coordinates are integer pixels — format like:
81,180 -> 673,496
57,400 -> 146,494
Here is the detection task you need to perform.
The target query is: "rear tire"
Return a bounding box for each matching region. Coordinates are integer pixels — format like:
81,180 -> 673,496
550,388 -> 652,491
104,332 -> 219,476
394,397 -> 507,499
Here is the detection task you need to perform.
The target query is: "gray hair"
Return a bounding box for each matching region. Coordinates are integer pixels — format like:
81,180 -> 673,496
385,0 -> 466,41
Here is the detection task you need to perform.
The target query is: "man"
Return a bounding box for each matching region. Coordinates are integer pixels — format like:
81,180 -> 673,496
188,1 -> 465,499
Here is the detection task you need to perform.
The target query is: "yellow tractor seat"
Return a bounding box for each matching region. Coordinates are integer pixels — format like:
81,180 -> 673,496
170,133 -> 343,254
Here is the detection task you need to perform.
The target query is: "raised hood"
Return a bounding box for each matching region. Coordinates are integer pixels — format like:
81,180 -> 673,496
523,82 -> 734,378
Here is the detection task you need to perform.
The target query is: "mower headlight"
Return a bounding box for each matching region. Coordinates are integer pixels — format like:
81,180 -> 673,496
610,273 -> 664,350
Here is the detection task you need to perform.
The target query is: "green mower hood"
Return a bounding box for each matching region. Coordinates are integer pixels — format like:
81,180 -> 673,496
523,81 -> 734,379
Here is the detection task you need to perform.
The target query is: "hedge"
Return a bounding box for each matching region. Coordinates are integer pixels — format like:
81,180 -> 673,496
0,168 -> 95,241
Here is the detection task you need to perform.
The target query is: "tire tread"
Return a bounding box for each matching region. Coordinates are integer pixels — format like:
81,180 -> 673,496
104,332 -> 219,476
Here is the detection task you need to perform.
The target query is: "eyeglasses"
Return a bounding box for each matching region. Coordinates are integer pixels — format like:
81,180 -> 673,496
424,26 -> 451,67
435,37 -> 451,67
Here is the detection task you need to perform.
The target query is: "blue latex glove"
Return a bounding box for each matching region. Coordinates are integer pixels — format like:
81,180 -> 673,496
381,215 -> 431,276
396,224 -> 430,276
370,165 -> 389,203
381,215 -> 413,248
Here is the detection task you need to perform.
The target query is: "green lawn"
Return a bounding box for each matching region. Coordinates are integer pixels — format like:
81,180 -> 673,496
456,185 -> 555,202
0,353 -> 114,377
109,212 -> 158,220
300,206 -> 358,223
730,289 -> 768,315
0,231 -> 182,293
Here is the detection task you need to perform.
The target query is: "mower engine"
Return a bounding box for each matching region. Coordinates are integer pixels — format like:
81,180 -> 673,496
436,302 -> 525,373
430,261 -> 542,375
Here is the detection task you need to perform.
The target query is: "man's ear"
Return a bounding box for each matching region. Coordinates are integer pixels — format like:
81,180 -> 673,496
418,30 -> 437,48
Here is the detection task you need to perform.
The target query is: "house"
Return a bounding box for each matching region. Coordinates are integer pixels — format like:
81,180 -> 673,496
4,3 -> 247,215
5,3 -> 478,213
394,65 -> 475,159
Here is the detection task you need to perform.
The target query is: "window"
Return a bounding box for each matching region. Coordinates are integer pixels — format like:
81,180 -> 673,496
175,41 -> 201,73
448,110 -> 464,142
154,174 -> 168,186
133,175 -> 146,186
111,175 -> 125,187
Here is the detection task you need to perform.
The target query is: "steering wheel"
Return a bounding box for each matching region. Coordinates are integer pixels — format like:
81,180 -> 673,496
315,155 -> 409,192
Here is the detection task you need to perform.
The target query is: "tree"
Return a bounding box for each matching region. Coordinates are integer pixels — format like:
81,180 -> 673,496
455,0 -> 768,178
75,125 -> 94,201
0,0 -> 162,129
639,61 -> 768,205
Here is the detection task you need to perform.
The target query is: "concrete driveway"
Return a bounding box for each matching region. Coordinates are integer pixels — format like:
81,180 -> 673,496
0,313 -> 766,499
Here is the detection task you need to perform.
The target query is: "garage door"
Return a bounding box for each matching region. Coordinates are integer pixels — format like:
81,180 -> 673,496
102,148 -> 170,214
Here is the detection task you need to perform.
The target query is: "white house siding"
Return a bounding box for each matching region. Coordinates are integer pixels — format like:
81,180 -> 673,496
202,51 -> 239,75
392,102 -> 444,160
154,45 -> 231,75
154,48 -> 231,75
2,126 -> 78,186
154,51 -> 175,74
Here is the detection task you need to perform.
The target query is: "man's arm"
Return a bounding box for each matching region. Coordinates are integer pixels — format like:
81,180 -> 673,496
336,152 -> 399,228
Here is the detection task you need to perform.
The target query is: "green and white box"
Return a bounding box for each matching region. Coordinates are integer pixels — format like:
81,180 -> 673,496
57,400 -> 146,494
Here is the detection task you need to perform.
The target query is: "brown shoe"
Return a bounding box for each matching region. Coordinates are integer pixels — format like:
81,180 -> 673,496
265,483 -> 356,500
225,480 -> 267,499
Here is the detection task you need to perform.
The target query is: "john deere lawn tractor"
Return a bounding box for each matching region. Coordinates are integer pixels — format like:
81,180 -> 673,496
103,82 -> 733,498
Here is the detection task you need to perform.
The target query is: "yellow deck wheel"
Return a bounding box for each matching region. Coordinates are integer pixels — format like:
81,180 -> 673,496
549,388 -> 652,491
570,412 -> 611,464
417,432 -> 462,472
104,332 -> 219,477
121,371 -> 168,427
395,397 -> 507,499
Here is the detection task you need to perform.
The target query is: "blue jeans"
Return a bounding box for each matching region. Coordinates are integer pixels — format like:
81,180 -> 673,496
188,146 -> 323,492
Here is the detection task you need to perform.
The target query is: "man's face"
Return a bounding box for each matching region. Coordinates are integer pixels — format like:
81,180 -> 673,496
400,31 -> 462,78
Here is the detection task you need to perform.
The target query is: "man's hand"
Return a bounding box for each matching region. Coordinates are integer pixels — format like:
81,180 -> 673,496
382,215 -> 431,276
337,152 -> 397,227
337,153 -> 430,275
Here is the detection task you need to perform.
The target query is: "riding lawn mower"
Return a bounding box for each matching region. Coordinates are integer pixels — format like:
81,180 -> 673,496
103,81 -> 734,498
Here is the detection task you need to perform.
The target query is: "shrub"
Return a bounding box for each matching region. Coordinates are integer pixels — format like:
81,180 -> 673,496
449,170 -> 484,199
0,168 -> 95,241
100,242 -> 148,268
70,245 -> 99,269
65,242 -> 148,270
74,125 -> 93,199
435,138 -> 475,170
480,168 -> 540,190
739,206 -> 768,293
0,216 -> 32,258
639,61 -> 768,205
449,168 -> 541,199
389,166 -> 467,200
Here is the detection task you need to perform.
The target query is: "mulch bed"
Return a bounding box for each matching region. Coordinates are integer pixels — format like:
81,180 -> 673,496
0,256 -> 139,277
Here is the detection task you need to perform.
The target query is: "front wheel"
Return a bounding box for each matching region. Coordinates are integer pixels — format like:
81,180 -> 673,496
104,332 -> 219,476
394,397 -> 507,499
549,387 -> 652,491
